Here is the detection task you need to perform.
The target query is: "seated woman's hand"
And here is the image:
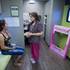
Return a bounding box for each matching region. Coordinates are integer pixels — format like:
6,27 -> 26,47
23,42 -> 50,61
12,47 -> 16,49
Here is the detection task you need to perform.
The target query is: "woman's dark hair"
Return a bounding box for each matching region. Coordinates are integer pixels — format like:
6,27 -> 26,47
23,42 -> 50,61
29,12 -> 40,21
0,20 -> 6,32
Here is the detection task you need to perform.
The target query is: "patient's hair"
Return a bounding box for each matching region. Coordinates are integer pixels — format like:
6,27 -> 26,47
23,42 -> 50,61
0,20 -> 6,32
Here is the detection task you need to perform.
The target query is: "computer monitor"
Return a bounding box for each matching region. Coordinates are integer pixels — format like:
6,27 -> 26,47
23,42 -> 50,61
66,8 -> 70,22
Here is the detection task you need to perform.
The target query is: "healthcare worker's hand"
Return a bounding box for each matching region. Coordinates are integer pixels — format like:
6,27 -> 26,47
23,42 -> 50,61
28,32 -> 33,37
24,32 -> 32,37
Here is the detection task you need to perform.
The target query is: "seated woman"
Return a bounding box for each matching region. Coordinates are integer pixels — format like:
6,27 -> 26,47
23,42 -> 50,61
0,19 -> 24,65
0,20 -> 12,47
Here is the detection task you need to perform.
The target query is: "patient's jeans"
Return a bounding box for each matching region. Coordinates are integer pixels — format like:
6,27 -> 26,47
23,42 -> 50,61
1,46 -> 24,55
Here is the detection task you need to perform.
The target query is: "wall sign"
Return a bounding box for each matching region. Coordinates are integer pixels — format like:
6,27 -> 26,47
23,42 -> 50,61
10,6 -> 19,17
5,17 -> 20,27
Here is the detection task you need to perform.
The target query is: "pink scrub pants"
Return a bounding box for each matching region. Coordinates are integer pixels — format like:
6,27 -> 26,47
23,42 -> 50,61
30,43 -> 40,61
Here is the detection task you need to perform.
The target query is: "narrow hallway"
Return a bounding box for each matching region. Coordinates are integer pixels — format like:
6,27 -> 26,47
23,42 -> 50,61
0,0 -> 70,70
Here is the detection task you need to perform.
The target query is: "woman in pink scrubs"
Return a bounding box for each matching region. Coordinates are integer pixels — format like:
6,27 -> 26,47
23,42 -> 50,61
25,12 -> 43,64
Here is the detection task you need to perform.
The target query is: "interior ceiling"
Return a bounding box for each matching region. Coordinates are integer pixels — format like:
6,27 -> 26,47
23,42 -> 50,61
65,0 -> 70,5
23,0 -> 70,5
23,0 -> 49,2
35,0 -> 48,1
